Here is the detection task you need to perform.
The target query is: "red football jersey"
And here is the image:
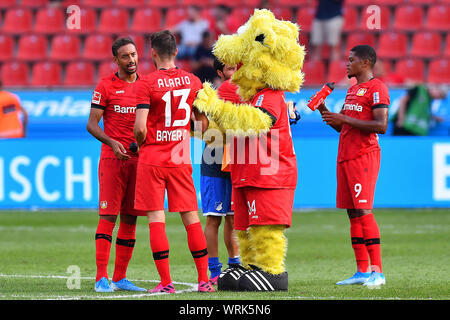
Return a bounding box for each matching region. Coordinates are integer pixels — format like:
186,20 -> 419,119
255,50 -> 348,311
218,79 -> 242,104
338,78 -> 390,162
229,88 -> 298,189
91,73 -> 139,159
135,67 -> 202,167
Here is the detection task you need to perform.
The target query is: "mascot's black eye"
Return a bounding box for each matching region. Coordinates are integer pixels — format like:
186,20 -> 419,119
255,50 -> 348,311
255,34 -> 265,44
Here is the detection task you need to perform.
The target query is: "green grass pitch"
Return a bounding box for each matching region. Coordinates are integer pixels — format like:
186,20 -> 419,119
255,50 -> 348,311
0,209 -> 449,300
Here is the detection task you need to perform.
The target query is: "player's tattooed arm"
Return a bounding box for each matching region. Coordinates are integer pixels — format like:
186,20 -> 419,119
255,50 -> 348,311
87,107 -> 130,160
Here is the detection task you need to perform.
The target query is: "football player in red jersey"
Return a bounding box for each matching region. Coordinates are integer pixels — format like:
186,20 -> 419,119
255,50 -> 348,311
133,30 -> 214,293
317,45 -> 389,288
87,37 -> 146,293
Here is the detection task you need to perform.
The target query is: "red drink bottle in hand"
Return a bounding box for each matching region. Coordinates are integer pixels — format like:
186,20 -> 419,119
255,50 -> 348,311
307,82 -> 335,111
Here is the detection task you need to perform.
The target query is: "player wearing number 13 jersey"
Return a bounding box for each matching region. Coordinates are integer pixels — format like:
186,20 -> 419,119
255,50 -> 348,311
134,30 -> 214,293
318,45 -> 389,288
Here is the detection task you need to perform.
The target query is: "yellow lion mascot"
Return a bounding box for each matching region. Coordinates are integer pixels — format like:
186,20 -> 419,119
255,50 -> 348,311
194,9 -> 305,291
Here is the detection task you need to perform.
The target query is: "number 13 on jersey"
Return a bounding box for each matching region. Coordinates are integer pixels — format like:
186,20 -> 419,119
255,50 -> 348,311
162,89 -> 191,127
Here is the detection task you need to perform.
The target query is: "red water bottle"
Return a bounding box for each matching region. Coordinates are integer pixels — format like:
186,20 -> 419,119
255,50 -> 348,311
307,82 -> 335,111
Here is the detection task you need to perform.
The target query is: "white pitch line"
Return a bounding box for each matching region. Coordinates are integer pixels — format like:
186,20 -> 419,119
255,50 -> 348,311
0,273 -> 198,299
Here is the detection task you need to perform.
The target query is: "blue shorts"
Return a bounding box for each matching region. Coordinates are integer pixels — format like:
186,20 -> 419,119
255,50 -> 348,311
200,175 -> 233,216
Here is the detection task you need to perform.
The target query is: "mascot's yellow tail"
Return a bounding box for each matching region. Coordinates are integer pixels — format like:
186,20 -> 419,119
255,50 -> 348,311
194,82 -> 273,136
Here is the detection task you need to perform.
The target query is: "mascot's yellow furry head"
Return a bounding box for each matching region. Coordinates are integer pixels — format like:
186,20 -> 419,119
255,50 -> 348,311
213,9 -> 305,101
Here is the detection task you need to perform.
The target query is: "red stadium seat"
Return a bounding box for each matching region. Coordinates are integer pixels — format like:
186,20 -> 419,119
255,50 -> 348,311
327,60 -> 347,83
377,32 -> 408,59
345,33 -> 375,54
149,0 -> 179,7
299,31 -> 310,52
164,8 -> 188,28
445,33 -> 450,58
359,5 -> 391,32
296,6 -> 315,32
82,0 -> 115,8
393,5 -> 424,32
181,0 -> 208,6
376,59 -> 393,76
17,35 -> 48,62
0,35 -> 14,62
114,34 -> 146,58
0,0 -> 16,9
64,62 -> 95,86
83,34 -> 113,61
131,8 -> 162,33
98,8 -> 130,35
139,60 -> 157,75
345,0 -> 372,6
410,32 -> 442,58
427,58 -> 450,83
49,35 -> 81,62
20,0 -> 49,7
175,59 -> 192,73
212,0 -> 243,7
98,61 -> 119,79
31,62 -> 62,87
225,8 -> 253,34
271,7 -> 293,21
116,0 -> 147,7
35,7 -> 65,34
66,8 -> 97,35
2,8 -> 33,35
371,0 -> 402,5
277,0 -> 312,7
342,6 -> 359,32
395,58 -> 425,83
302,60 -> 325,86
425,5 -> 450,32
407,0 -> 438,4
0,62 -> 29,86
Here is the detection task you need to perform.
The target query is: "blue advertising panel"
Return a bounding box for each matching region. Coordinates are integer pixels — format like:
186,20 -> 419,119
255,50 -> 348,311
14,89 -> 450,139
1,137 -> 449,209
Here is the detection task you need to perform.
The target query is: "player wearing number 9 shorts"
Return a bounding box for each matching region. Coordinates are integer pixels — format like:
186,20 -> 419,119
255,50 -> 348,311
133,30 -> 214,293
317,45 -> 389,287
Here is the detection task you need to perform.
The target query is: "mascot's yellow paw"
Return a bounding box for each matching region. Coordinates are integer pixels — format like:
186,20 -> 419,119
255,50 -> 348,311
194,82 -> 273,137
193,82 -> 219,116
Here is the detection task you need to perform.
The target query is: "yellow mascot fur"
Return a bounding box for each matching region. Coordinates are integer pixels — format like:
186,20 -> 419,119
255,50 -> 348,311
194,9 -> 305,291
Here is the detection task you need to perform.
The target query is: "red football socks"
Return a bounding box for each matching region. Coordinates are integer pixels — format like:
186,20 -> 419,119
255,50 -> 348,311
349,216 -> 370,273
112,222 -> 136,282
360,213 -> 383,273
149,222 -> 172,286
95,219 -> 115,282
185,222 -> 209,283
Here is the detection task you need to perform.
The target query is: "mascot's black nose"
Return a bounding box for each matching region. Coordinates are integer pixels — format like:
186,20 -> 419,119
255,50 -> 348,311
255,34 -> 265,44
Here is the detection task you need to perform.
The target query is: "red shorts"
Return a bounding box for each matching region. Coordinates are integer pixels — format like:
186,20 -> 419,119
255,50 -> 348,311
336,150 -> 380,210
98,157 -> 146,216
233,186 -> 295,230
135,163 -> 198,212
